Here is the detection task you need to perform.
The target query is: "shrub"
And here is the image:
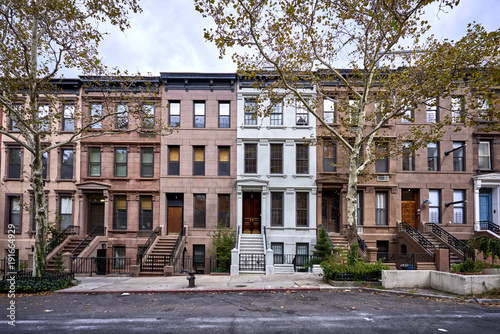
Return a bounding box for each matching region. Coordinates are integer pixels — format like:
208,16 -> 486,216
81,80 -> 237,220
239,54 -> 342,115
0,274 -> 78,293
450,259 -> 500,274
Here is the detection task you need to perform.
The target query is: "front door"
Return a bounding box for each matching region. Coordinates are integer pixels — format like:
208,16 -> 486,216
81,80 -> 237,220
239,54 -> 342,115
168,207 -> 183,234
322,191 -> 340,233
401,190 -> 418,229
243,192 -> 261,234
88,195 -> 105,233
479,188 -> 492,222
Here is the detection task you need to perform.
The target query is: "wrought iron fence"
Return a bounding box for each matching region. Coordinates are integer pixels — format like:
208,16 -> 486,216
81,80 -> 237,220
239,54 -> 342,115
171,257 -> 230,274
480,220 -> 500,235
426,223 -> 473,260
239,254 -> 265,271
399,222 -> 436,254
377,252 -> 435,270
140,254 -> 170,272
2,272 -> 74,281
71,257 -> 131,275
273,254 -> 321,271
0,259 -> 28,274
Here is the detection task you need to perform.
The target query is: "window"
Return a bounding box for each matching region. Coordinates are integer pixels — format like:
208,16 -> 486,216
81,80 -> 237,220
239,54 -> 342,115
271,192 -> 283,227
375,143 -> 388,173
357,191 -> 364,226
193,194 -> 206,228
323,99 -> 335,123
194,102 -> 205,128
296,192 -> 308,226
453,190 -> 465,224
401,106 -> 414,123
402,142 -> 415,171
142,104 -> 155,129
296,243 -> 309,268
323,143 -> 336,172
61,148 -> 74,179
193,245 -> 205,269
451,97 -> 464,123
478,141 -> 491,170
296,144 -> 308,174
375,192 -> 388,226
193,146 -> 205,176
114,148 -> 127,177
427,142 -> 439,171
478,98 -> 492,121
218,194 -> 230,227
37,105 -> 49,133
218,146 -> 230,176
427,98 -> 438,123
219,102 -> 230,128
140,148 -> 154,178
271,243 -> 284,264
6,195 -> 21,233
168,146 -> 180,175
452,141 -> 465,172
429,190 -> 440,224
270,144 -> 283,174
7,147 -> 22,179
270,101 -> 283,125
295,101 -> 308,125
90,103 -> 102,129
59,196 -> 73,229
244,98 -> 257,125
115,104 -> 129,129
9,104 -> 21,131
139,196 -> 153,230
62,105 -> 75,131
113,195 -> 127,230
169,101 -> 180,127
41,152 -> 48,180
244,144 -> 257,174
349,99 -> 358,124
113,246 -> 126,270
88,147 -> 101,177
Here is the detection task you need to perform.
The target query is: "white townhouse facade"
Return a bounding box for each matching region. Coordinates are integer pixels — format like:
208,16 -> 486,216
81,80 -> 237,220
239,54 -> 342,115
235,76 -> 317,273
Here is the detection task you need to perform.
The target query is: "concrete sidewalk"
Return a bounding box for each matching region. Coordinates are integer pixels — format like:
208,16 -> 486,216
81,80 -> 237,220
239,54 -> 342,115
58,273 -> 335,294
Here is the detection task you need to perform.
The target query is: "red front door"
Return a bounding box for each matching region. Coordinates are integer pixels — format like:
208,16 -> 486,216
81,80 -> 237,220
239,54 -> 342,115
243,192 -> 261,234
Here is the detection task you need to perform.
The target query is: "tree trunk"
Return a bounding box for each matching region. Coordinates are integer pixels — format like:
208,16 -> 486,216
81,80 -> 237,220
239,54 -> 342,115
31,147 -> 48,277
345,149 -> 359,247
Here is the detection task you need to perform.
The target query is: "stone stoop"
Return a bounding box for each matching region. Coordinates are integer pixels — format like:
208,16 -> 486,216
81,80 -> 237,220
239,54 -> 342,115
139,235 -> 178,276
46,236 -> 84,272
239,234 -> 265,274
420,232 -> 462,265
328,234 -> 349,252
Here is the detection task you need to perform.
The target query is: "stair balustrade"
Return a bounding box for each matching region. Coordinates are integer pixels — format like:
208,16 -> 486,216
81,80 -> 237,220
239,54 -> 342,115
136,226 -> 161,266
399,222 -> 436,254
71,226 -> 106,257
480,220 -> 500,235
426,223 -> 474,260
46,225 -> 80,255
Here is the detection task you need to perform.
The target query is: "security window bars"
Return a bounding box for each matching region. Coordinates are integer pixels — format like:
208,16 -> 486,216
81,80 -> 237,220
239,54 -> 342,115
453,141 -> 465,172
139,196 -> 153,230
194,102 -> 205,128
375,192 -> 388,226
219,102 -> 230,128
271,192 -> 283,227
270,101 -> 283,125
115,104 -> 129,129
218,146 -> 230,176
244,99 -> 257,125
193,194 -> 206,228
453,190 -> 465,224
113,195 -> 127,230
141,148 -> 154,177
62,105 -> 75,131
270,144 -> 283,174
88,147 -> 101,177
244,144 -> 257,174
427,143 -> 439,171
193,146 -> 205,176
429,190 -> 440,224
296,192 -> 308,227
61,148 -> 74,179
114,148 -> 127,177
169,101 -> 180,127
296,144 -> 308,174
114,247 -> 126,270
168,146 -> 180,175
271,243 -> 284,264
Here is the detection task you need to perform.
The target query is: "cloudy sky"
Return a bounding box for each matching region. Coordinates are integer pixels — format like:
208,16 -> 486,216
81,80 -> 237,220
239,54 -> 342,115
89,0 -> 499,76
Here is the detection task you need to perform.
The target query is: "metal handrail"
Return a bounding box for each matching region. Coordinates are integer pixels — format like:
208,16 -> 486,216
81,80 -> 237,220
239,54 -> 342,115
137,226 -> 161,264
71,226 -> 106,256
426,223 -> 471,258
46,225 -> 80,255
168,225 -> 186,265
357,235 -> 368,261
480,220 -> 500,235
399,222 -> 436,254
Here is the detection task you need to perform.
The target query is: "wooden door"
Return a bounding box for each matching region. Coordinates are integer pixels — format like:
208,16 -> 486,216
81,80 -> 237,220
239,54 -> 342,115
243,192 -> 261,234
322,192 -> 340,233
401,190 -> 418,229
88,201 -> 104,233
168,206 -> 183,234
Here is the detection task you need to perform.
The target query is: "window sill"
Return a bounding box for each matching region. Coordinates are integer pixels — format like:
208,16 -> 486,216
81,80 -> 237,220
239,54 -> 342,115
3,178 -> 24,182
139,177 -> 156,180
292,174 -> 313,179
266,125 -> 286,130
292,125 -> 313,130
240,125 -> 260,129
110,177 -> 130,181
268,174 -> 287,178
56,178 -> 76,183
58,131 -> 76,134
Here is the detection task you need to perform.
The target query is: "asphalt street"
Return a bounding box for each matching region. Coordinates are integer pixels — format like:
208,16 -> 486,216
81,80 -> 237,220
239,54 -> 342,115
2,290 -> 499,333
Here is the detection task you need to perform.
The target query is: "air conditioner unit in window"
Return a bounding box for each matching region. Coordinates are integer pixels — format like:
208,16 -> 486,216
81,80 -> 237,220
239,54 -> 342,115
377,175 -> 389,182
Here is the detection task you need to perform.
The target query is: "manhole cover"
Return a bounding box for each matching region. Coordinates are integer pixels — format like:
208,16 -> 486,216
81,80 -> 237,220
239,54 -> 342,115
235,285 -> 247,288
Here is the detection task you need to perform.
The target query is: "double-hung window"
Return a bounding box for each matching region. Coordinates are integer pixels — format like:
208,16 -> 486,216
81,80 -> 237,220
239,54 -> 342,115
38,105 -> 50,133
139,196 -> 153,230
218,146 -> 230,176
194,102 -> 205,128
41,151 -> 48,180
429,190 -> 440,224
142,104 -> 155,129
451,97 -> 464,123
6,195 -> 21,233
114,148 -> 127,177
270,101 -> 283,125
90,103 -> 102,129
169,101 -> 180,127
357,191 -> 364,226
113,195 -> 127,230
427,142 -> 439,171
115,104 -> 129,129
402,142 -> 415,171
10,104 -> 21,131
323,99 -> 335,124
375,143 -> 389,173
88,147 -> 101,177
140,148 -> 154,178
296,192 -> 308,227
427,98 -> 438,123
193,194 -> 206,228
478,141 -> 491,170
271,243 -> 284,264
296,144 -> 308,174
401,106 -> 414,123
244,99 -> 257,125
452,141 -> 465,171
295,101 -> 308,125
59,196 -> 73,229
218,194 -> 230,228
219,102 -> 230,128
270,144 -> 283,174
8,147 -> 22,179
61,148 -> 74,179
323,143 -> 336,172
271,192 -> 283,227
453,190 -> 465,224
375,192 -> 388,226
193,146 -> 205,176
168,146 -> 180,175
62,105 -> 75,131
244,144 -> 257,174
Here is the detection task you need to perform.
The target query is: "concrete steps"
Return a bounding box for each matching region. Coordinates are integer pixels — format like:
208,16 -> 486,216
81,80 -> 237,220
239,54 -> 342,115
239,234 -> 265,273
239,234 -> 265,254
46,237 -> 84,272
139,236 -> 178,274
328,234 -> 349,252
421,232 -> 462,265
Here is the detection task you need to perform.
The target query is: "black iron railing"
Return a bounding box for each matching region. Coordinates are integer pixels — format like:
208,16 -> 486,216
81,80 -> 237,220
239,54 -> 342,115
0,259 -> 28,274
426,223 -> 474,260
480,220 -> 500,235
170,257 -> 230,274
239,254 -> 265,271
137,226 -> 161,265
399,222 -> 436,254
357,235 -> 368,261
140,254 -> 170,272
71,226 -> 106,256
263,226 -> 268,250
71,257 -> 131,275
273,254 -> 320,271
168,226 -> 185,263
46,225 -> 80,255
377,252 -> 435,270
3,272 -> 74,281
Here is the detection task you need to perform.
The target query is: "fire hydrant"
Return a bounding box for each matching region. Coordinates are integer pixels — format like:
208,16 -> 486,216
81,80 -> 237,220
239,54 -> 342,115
186,269 -> 196,288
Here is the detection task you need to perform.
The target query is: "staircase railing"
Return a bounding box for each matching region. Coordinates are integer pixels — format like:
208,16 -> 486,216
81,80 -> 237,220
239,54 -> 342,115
357,235 -> 368,261
137,226 -> 161,265
480,220 -> 500,235
71,226 -> 106,256
46,225 -> 80,255
399,222 -> 436,254
426,223 -> 473,260
168,225 -> 186,265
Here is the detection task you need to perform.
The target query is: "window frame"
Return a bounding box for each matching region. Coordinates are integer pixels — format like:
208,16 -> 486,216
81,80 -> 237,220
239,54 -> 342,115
139,195 -> 153,231
323,143 -> 336,172
429,190 -> 441,224
193,101 -> 206,128
451,96 -> 464,123
295,101 -> 309,125
193,146 -> 205,176
478,141 -> 492,170
62,104 -> 75,132
402,142 -> 415,171
357,191 -> 364,226
218,194 -> 230,228
141,104 -> 155,130
169,101 -> 181,127
323,99 -> 335,124
244,98 -> 257,125
113,246 -> 126,270
140,147 -> 154,178
427,142 -> 440,171
113,195 -> 128,230
115,104 -> 129,130
452,141 -> 465,172
7,146 -> 22,180
168,146 -> 180,175
89,103 -> 103,130
271,192 -> 284,227
244,143 -> 257,174
401,106 -> 414,123
270,100 -> 283,126
88,147 -> 101,177
218,146 -> 230,176
219,101 -> 230,128
375,143 -> 389,173
296,192 -> 308,227
4,194 -> 23,234
270,143 -> 283,174
193,194 -> 206,228
375,191 -> 388,226
453,190 -> 465,224
296,144 -> 309,174
271,242 -> 284,264
114,148 -> 128,178
59,195 -> 73,229
60,147 -> 74,180
426,98 -> 438,123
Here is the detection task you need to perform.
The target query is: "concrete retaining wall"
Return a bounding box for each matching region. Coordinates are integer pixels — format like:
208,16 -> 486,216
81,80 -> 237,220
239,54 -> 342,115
382,270 -> 500,295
